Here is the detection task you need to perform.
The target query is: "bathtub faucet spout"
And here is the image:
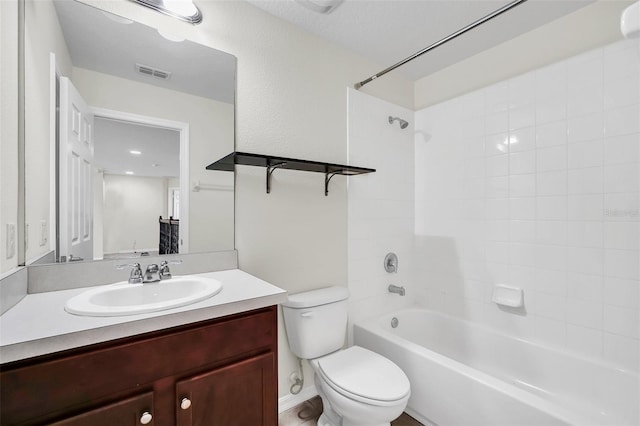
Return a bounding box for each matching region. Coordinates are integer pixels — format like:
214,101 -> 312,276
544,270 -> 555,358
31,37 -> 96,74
388,284 -> 405,296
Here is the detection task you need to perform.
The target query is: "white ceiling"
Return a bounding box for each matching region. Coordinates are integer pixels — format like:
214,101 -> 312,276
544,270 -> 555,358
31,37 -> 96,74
94,118 -> 180,178
245,0 -> 594,81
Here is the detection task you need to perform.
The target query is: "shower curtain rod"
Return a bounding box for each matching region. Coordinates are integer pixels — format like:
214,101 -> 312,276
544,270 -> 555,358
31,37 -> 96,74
354,0 -> 529,90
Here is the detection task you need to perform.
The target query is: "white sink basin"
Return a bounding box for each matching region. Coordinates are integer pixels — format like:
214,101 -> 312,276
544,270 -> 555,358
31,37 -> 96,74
65,276 -> 222,317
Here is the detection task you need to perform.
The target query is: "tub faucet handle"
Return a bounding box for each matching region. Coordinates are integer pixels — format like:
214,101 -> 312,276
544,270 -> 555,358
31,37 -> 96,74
384,253 -> 398,273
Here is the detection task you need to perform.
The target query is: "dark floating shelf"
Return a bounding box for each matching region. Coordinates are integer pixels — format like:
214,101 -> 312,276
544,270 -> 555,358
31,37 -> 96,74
206,152 -> 376,196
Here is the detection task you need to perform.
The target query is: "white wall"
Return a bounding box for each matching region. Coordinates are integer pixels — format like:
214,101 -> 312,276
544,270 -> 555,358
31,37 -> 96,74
414,38 -> 640,372
71,67 -> 235,254
347,88 -> 416,343
0,0 -> 20,273
103,174 -> 167,254
76,0 -> 413,400
24,0 -> 73,263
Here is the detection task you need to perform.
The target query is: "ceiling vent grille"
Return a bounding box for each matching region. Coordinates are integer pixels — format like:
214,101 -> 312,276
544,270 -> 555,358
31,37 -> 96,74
135,63 -> 171,80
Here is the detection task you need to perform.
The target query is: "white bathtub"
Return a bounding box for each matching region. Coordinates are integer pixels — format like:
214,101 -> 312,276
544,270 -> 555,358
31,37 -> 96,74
354,308 -> 638,426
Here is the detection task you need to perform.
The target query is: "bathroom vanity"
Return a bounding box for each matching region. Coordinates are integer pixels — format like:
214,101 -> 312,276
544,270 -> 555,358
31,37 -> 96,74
0,269 -> 286,425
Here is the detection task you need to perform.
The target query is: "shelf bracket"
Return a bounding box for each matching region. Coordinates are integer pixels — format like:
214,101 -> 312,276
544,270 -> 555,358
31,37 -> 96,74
266,162 -> 287,193
324,171 -> 342,196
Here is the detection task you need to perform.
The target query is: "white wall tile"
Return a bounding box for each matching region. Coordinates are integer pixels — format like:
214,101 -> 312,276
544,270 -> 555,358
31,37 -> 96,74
568,112 -> 604,143
534,292 -> 566,321
485,132 -> 510,156
568,140 -> 603,169
510,220 -> 536,243
567,84 -> 604,118
536,170 -> 567,196
567,298 -> 603,329
604,222 -> 639,250
604,134 -> 640,166
567,272 -> 603,302
604,42 -> 640,81
567,246 -> 603,276
486,154 -> 509,177
509,197 -> 536,220
536,221 -> 567,246
537,146 -> 567,172
486,111 -> 509,135
509,105 -> 536,130
509,127 -> 536,152
411,40 -> 638,368
568,167 -> 603,195
604,76 -> 640,110
536,98 -> 567,125
604,305 -> 639,339
509,150 -> 536,175
567,195 -> 603,221
537,196 -> 567,221
604,163 -> 639,193
604,104 -> 640,137
568,221 -> 603,248
509,174 -> 536,197
604,249 -> 639,280
604,277 -> 639,309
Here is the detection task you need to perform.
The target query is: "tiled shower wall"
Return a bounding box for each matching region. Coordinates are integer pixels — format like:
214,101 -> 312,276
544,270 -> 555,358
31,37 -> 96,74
414,39 -> 639,372
347,88 -> 415,343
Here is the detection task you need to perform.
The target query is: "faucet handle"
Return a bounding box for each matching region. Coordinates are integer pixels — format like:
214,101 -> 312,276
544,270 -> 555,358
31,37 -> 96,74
116,263 -> 143,284
159,259 -> 182,280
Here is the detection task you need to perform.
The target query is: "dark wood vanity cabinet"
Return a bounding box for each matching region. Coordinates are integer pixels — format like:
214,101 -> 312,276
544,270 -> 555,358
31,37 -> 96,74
0,306 -> 278,426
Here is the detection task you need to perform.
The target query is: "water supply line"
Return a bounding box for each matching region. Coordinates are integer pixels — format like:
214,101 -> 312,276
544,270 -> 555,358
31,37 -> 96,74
290,357 -> 304,395
354,0 -> 529,89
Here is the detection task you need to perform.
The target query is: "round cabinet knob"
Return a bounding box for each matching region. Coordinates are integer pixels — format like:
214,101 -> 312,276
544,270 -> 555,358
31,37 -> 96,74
139,411 -> 153,425
180,398 -> 192,410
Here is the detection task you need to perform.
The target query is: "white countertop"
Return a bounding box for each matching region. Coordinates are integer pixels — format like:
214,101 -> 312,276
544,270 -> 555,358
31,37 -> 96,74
0,269 -> 287,364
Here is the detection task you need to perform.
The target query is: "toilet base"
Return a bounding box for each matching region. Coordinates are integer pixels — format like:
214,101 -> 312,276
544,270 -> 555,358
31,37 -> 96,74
313,372 -> 405,426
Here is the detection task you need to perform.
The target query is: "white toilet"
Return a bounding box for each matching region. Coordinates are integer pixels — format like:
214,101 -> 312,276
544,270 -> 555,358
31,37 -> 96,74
282,286 -> 410,426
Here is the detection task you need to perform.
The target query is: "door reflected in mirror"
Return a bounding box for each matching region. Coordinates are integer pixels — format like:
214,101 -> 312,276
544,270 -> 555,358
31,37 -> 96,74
24,0 -> 236,264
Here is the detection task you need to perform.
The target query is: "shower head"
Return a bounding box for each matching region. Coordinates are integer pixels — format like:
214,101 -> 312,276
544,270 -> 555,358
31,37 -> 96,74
388,116 -> 409,129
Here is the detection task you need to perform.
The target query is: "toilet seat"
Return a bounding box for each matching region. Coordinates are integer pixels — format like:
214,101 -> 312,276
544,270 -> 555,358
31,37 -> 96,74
315,346 -> 410,407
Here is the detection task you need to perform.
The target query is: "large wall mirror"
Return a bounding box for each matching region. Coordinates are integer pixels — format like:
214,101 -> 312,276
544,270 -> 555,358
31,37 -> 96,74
24,0 -> 236,265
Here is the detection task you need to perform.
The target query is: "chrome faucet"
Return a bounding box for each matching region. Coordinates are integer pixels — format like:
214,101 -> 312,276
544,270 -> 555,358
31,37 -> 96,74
116,263 -> 143,284
159,259 -> 182,280
143,264 -> 160,283
388,284 -> 405,296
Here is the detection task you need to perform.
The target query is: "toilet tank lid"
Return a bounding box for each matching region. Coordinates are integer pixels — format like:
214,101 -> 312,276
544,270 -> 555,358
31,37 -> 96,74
281,286 -> 349,308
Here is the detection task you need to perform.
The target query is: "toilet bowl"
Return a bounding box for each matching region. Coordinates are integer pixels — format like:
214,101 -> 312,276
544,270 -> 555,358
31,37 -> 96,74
281,287 -> 410,426
311,346 -> 410,426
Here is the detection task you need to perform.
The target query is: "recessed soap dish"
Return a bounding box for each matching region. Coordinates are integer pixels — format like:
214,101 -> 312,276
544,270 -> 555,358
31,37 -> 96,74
492,284 -> 524,308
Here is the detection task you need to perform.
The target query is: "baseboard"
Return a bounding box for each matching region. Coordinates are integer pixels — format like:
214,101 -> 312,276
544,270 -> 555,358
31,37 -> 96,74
278,385 -> 318,414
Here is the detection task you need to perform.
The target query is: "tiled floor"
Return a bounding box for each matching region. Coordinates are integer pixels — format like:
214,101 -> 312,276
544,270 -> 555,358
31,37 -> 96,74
278,396 -> 423,426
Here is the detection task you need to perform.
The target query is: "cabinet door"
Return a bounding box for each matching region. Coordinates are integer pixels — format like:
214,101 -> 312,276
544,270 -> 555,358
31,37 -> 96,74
51,392 -> 154,426
176,353 -> 276,426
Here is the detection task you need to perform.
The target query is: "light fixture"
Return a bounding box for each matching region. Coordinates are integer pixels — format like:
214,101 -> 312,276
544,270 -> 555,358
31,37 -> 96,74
129,0 -> 202,24
129,150 -> 142,155
125,171 -> 135,175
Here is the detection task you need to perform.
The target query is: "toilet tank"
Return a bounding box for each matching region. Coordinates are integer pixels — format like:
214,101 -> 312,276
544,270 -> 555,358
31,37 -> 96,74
281,286 -> 349,359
